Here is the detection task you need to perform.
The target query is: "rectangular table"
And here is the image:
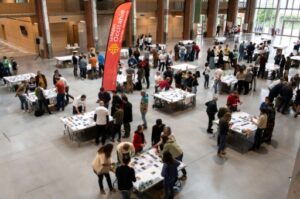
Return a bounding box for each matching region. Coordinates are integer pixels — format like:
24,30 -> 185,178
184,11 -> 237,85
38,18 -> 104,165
3,73 -> 36,91
25,88 -> 57,108
60,112 -> 113,146
171,64 -> 198,71
215,37 -> 226,44
221,74 -> 238,93
148,44 -> 166,50
153,89 -> 195,111
179,40 -> 194,45
130,148 -> 184,192
291,56 -> 300,61
55,55 -> 73,68
214,112 -> 257,152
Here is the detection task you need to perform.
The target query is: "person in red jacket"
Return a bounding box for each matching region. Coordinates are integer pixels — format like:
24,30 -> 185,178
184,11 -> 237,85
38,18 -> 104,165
132,125 -> 146,153
226,90 -> 242,112
193,42 -> 200,60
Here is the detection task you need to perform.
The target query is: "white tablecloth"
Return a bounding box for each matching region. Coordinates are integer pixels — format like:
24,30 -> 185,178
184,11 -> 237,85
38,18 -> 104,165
3,73 -> 36,85
154,89 -> 195,104
215,37 -> 226,43
55,55 -> 73,63
171,64 -> 198,71
131,148 -> 184,192
273,44 -> 288,50
265,63 -> 280,71
179,40 -> 194,45
291,56 -> 300,61
221,75 -> 238,86
26,88 -> 57,104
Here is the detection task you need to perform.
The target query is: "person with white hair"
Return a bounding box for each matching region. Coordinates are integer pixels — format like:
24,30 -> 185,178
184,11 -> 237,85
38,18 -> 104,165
205,96 -> 218,134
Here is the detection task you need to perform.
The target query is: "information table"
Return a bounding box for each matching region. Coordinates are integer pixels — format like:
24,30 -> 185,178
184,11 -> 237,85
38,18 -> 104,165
60,111 -> 113,146
171,64 -> 198,71
215,37 -> 226,44
3,73 -> 36,91
220,74 -> 238,93
55,55 -> 74,68
26,88 -> 57,106
214,112 -> 257,153
130,148 -> 184,192
179,40 -> 194,45
153,89 -> 195,111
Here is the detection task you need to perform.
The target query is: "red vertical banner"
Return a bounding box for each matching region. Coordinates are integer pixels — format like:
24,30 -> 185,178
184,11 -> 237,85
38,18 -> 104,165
102,2 -> 132,91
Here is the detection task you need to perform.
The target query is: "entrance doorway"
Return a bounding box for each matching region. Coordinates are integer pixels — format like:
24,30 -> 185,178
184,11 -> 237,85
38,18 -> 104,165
0,24 -> 7,40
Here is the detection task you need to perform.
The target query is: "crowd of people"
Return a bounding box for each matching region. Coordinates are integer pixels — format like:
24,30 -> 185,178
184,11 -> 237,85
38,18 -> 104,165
0,56 -> 18,82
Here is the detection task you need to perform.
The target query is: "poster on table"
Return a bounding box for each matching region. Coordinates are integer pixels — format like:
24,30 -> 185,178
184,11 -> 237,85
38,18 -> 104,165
102,2 -> 132,91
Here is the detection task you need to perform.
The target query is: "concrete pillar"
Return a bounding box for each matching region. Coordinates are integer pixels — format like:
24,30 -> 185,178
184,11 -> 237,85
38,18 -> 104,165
244,0 -> 256,33
206,0 -> 219,37
183,0 -> 194,40
227,0 -> 239,26
91,0 -> 99,51
156,0 -> 169,44
84,0 -> 94,49
125,0 -> 136,47
34,0 -> 53,58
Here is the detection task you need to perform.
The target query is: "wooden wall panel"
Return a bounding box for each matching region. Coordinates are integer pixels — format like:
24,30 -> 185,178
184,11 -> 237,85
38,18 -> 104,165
136,17 -> 157,41
50,22 -> 67,52
0,17 -> 36,52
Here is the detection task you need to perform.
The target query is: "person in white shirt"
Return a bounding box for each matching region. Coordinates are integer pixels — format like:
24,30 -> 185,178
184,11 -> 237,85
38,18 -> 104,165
94,101 -> 109,145
158,52 -> 166,72
213,68 -> 223,94
72,95 -> 87,114
154,71 -> 163,93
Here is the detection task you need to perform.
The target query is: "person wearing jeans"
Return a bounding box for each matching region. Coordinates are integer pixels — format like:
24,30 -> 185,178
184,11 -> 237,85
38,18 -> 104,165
55,77 -> 65,111
205,96 -> 218,134
217,112 -> 231,158
15,81 -> 28,112
250,108 -> 268,150
140,91 -> 148,129
92,144 -> 116,195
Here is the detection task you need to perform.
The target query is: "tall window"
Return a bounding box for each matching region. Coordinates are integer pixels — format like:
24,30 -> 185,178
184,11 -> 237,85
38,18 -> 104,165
254,0 -> 278,34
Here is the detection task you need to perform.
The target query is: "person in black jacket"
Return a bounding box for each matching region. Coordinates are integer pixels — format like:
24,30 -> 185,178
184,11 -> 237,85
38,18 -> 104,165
151,119 -> 165,146
111,91 -> 122,116
268,82 -> 284,102
72,51 -> 78,77
264,99 -> 276,143
246,42 -> 255,63
98,87 -> 111,109
205,96 -> 218,134
218,112 -> 231,158
116,156 -> 136,199
279,54 -> 286,78
144,59 -> 150,89
122,95 -> 133,138
277,82 -> 294,114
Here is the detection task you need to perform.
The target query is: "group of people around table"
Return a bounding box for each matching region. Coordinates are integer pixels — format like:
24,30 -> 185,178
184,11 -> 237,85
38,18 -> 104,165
89,88 -> 187,198
174,41 -> 200,62
14,69 -> 74,115
205,91 -> 276,158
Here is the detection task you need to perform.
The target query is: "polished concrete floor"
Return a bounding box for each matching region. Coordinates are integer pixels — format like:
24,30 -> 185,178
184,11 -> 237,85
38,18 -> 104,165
0,34 -> 299,199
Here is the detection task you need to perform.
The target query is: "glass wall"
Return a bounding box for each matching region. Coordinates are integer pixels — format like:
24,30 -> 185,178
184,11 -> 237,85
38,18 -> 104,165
254,0 -> 300,37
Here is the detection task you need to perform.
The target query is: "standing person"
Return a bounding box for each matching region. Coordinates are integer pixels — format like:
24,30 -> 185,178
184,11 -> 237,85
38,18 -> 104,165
98,87 -> 111,109
244,67 -> 253,95
217,112 -> 231,158
203,63 -> 211,89
92,144 -> 116,195
2,56 -> 11,79
264,98 -> 276,143
258,54 -> 267,79
293,89 -> 300,118
277,82 -> 294,114
151,119 -> 165,146
140,91 -> 149,129
144,59 -> 150,89
174,44 -> 180,61
154,71 -> 163,92
35,71 -> 47,89
15,81 -> 28,112
97,52 -> 105,77
111,91 -> 122,116
79,54 -> 88,79
236,67 -> 246,94
10,57 -> 18,75
72,95 -> 87,114
159,52 -> 166,72
132,125 -> 146,153
191,73 -> 199,94
59,75 -> 72,105
35,82 -> 51,114
112,105 -> 124,142
94,101 -> 109,145
251,65 -> 258,92
209,47 -> 215,69
193,42 -> 200,59
72,51 -> 78,78
279,54 -> 286,78
174,70 -> 183,89
238,41 -> 245,62
115,156 -> 136,199
116,142 -> 135,163
55,77 -> 65,111
216,25 -> 221,36
160,135 -> 187,181
52,69 -> 60,86
122,95 -> 133,138
89,53 -> 98,79
161,151 -> 180,199
246,42 -> 255,63
205,96 -> 218,134
213,68 -> 223,94
227,91 -> 242,112
250,108 -> 268,150
27,77 -> 36,92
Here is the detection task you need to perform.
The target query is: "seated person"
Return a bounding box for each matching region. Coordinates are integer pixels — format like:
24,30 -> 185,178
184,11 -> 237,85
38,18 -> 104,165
72,94 -> 87,114
226,91 -> 242,112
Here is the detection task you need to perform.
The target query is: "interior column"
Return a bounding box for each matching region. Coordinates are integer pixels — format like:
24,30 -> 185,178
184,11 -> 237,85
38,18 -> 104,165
156,0 -> 169,44
183,0 -> 194,40
35,0 -> 53,58
227,0 -> 239,26
91,0 -> 99,50
244,0 -> 256,33
84,0 -> 94,49
206,0 -> 219,37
